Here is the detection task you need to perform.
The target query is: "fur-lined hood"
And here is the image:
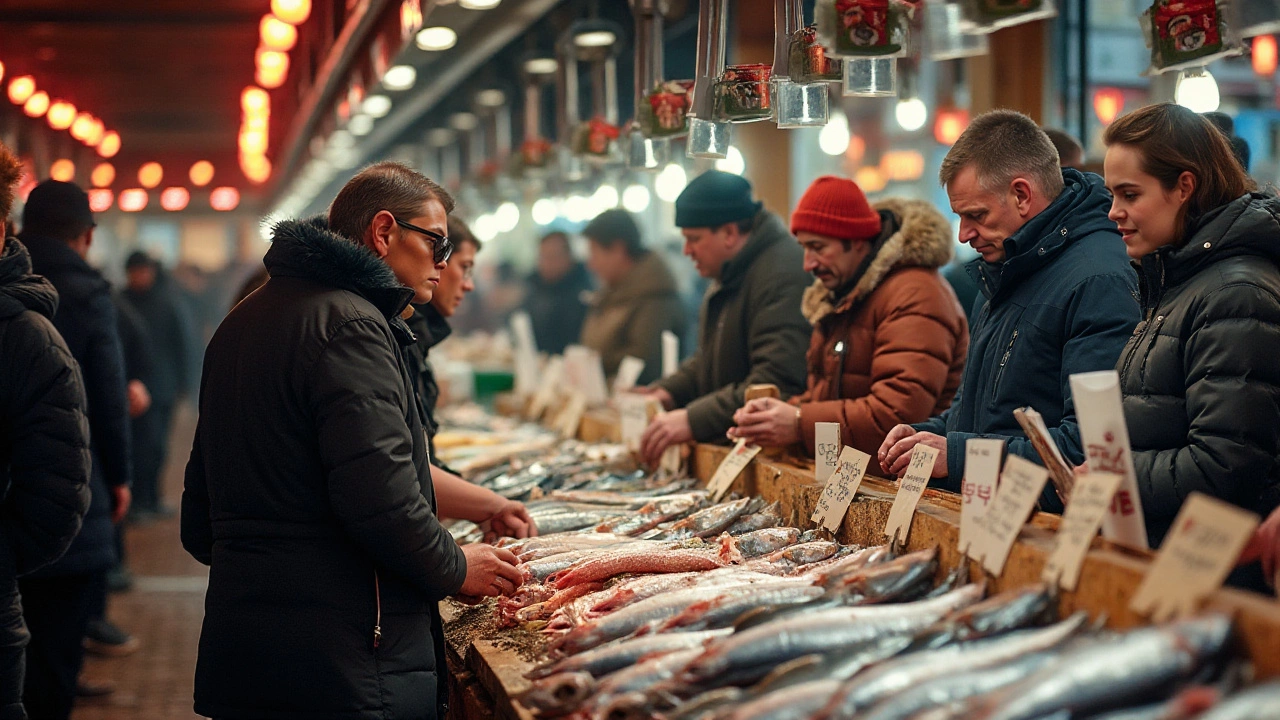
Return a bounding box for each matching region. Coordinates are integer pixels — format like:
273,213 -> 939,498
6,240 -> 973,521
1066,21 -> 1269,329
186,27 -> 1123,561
264,215 -> 414,321
801,197 -> 953,325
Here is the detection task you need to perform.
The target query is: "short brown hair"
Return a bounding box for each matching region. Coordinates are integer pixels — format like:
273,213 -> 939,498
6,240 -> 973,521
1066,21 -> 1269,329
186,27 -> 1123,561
327,161 -> 454,242
1042,128 -> 1083,167
1105,103 -> 1255,243
0,141 -> 23,229
940,110 -> 1065,199
448,215 -> 480,251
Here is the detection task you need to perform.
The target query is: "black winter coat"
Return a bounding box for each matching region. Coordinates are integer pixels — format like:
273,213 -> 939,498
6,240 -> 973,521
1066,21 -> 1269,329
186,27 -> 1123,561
122,272 -> 192,406
22,231 -> 131,576
182,217 -> 467,720
0,238 -> 91,716
405,303 -> 452,464
915,170 -> 1142,511
525,263 -> 592,355
1119,192 -> 1280,547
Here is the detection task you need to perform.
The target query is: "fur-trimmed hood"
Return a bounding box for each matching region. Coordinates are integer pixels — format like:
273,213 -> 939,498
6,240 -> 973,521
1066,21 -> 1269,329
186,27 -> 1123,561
264,215 -> 414,320
801,197 -> 953,325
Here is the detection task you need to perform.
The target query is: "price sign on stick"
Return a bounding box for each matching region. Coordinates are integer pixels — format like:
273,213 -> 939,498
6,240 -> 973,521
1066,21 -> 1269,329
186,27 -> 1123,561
556,391 -> 588,440
509,311 -> 539,397
811,446 -> 872,533
1071,370 -> 1149,551
1042,472 -> 1123,591
527,355 -> 564,420
884,444 -> 941,545
662,331 -> 679,379
814,423 -> 842,484
707,439 -> 761,501
970,455 -> 1049,576
659,444 -> 683,477
958,438 -> 1005,554
612,356 -> 646,395
619,395 -> 659,453
1014,407 -> 1076,503
1131,493 -> 1259,623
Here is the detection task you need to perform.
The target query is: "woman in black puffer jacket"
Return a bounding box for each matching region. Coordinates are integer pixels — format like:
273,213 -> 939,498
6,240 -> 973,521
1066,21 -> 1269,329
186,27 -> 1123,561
1103,103 -> 1280,570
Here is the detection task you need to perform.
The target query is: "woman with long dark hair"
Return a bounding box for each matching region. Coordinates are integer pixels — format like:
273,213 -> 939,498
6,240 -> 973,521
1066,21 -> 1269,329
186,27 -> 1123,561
1103,103 -> 1280,578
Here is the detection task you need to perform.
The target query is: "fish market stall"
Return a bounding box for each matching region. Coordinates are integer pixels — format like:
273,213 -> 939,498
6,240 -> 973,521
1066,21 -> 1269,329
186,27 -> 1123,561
439,412 -> 1280,720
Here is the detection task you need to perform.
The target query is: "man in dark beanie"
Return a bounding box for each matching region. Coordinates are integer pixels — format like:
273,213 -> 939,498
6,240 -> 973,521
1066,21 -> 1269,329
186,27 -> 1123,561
19,180 -> 133,718
638,170 -> 811,465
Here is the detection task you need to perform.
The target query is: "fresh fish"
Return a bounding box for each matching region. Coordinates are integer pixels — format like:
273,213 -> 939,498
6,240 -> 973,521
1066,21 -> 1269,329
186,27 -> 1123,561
856,651 -> 1061,720
596,495 -> 708,536
907,583 -> 1057,650
578,648 -> 707,718
546,489 -> 704,507
653,497 -> 766,540
549,547 -> 726,589
818,613 -> 1088,719
679,584 -> 985,688
729,528 -> 803,559
527,630 -> 731,680
519,670 -> 597,716
954,614 -> 1234,720
506,533 -> 642,560
757,541 -> 839,566
531,508 -> 633,534
1175,680 -> 1280,720
523,549 -> 607,583
572,569 -> 792,622
658,688 -> 746,720
725,503 -> 784,536
797,545 -> 889,582
652,583 -> 825,633
514,582 -> 606,625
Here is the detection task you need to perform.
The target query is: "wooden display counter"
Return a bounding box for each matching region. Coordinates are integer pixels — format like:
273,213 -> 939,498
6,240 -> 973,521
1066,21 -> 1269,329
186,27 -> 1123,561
451,402 -> 1280,719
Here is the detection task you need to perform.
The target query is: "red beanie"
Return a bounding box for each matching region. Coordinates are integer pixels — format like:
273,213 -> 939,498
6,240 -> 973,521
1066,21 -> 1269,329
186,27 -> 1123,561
790,175 -> 882,240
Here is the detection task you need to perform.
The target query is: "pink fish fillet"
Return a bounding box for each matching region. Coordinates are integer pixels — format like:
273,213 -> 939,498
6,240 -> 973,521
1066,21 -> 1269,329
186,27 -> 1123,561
549,549 -> 726,589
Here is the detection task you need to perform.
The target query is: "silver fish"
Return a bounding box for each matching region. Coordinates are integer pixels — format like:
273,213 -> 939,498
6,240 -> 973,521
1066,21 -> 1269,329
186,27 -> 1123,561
1195,681 -> 1280,720
519,670 -> 596,716
527,629 -> 730,680
580,648 -> 707,719
653,583 -> 825,633
856,651 -> 1061,720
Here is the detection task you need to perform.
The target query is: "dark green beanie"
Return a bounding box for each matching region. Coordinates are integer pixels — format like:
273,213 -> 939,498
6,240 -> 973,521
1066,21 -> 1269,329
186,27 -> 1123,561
674,170 -> 763,228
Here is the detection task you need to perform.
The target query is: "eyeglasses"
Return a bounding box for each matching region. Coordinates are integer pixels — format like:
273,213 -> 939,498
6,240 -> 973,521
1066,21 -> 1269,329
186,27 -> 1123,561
394,218 -> 453,264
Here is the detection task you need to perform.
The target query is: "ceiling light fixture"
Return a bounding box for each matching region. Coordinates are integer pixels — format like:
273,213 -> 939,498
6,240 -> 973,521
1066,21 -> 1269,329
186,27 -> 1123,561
416,26 -> 457,51
160,187 -> 190,212
210,187 -> 241,212
70,112 -> 96,142
138,162 -> 164,189
7,76 -> 34,105
458,0 -> 501,9
523,57 -> 558,76
23,91 -> 49,118
449,112 -> 479,131
189,161 -> 215,187
574,30 -> 617,48
118,189 -> 148,212
91,163 -> 115,188
47,101 -> 76,130
49,159 -> 75,183
348,114 -> 374,136
97,131 -> 121,158
261,14 -> 298,51
474,89 -> 506,108
271,0 -> 311,25
88,189 -> 113,213
361,94 -> 392,118
383,65 -> 417,91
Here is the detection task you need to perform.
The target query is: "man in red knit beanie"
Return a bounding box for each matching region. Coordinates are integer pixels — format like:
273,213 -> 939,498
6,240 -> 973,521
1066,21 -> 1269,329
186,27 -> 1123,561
729,175 -> 969,457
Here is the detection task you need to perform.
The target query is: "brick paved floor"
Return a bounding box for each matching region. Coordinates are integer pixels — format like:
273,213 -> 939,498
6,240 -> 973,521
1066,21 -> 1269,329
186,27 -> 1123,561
73,404 -> 206,720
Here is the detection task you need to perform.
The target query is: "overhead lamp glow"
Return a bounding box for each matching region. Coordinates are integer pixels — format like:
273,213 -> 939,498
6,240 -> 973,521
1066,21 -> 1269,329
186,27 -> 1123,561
23,91 -> 49,118
8,76 -> 34,105
241,154 -> 272,184
819,111 -> 851,156
261,14 -> 298,51
210,187 -> 241,212
383,65 -> 417,91
458,0 -> 501,9
348,114 -> 374,136
494,201 -> 520,232
1175,67 -> 1220,114
473,213 -> 499,242
71,113 -> 96,142
242,86 -> 270,115
563,194 -> 593,223
97,131 -> 121,158
88,189 -> 114,213
47,101 -> 76,130
189,161 -> 215,187
362,94 -> 392,118
118,189 -> 148,212
591,184 -> 619,212
654,163 -> 687,203
715,146 -> 746,175
160,187 -> 190,212
449,112 -> 479,131
622,184 -> 651,213
427,128 -> 456,147
257,64 -> 287,90
523,57 -> 558,76
256,50 -> 290,79
138,162 -> 164,189
895,98 -> 928,132
328,130 -> 356,150
49,159 -> 75,183
239,128 -> 268,155
475,89 -> 506,108
84,118 -> 105,147
531,197 -> 559,225
91,163 -> 115,188
271,0 -> 311,25
416,26 -> 457,51
574,30 -> 617,48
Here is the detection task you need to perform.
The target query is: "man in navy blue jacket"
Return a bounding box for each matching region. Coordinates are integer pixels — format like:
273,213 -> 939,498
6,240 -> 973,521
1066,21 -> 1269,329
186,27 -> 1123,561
19,181 -> 132,720
879,110 -> 1141,512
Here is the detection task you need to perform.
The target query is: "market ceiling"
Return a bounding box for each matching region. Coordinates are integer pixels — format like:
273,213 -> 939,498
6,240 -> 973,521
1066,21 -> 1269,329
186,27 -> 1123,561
0,0 -> 262,195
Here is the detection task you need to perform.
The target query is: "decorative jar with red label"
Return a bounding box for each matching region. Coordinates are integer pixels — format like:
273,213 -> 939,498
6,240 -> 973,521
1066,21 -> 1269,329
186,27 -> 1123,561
641,80 -> 693,137
820,0 -> 909,57
1146,0 -> 1228,70
713,63 -> 773,122
790,25 -> 844,83
572,117 -> 621,157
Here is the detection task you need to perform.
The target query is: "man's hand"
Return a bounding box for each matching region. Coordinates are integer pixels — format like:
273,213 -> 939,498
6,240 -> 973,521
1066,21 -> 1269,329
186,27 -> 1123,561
1239,506 -> 1280,588
458,544 -> 524,598
127,380 -> 151,418
631,386 -> 676,411
639,409 -> 693,466
879,425 -> 948,478
482,499 -> 537,540
111,485 -> 132,524
728,398 -> 800,447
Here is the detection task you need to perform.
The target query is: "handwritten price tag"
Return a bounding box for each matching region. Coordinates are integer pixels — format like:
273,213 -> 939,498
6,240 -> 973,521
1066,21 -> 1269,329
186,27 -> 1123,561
959,438 -> 1005,554
1042,472 -> 1123,591
527,355 -> 564,420
814,423 -> 842,484
618,394 -> 658,453
971,455 -> 1049,576
1131,493 -> 1259,623
707,439 -> 762,501
662,331 -> 679,379
1071,370 -> 1149,551
555,391 -> 587,440
884,444 -> 940,545
1013,407 -> 1075,503
613,356 -> 646,395
811,446 -> 872,533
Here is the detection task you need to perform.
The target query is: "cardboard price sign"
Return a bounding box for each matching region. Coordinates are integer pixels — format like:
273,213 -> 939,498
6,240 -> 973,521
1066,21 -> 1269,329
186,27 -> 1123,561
509,311 -> 540,397
618,394 -> 659,453
1013,407 -> 1075,503
884,444 -> 940,545
613,356 -> 646,394
527,355 -> 565,420
969,454 -> 1049,576
707,439 -> 762,501
811,446 -> 872,533
1071,370 -> 1149,551
958,438 -> 1005,554
1131,493 -> 1260,623
814,423 -> 842,484
555,391 -> 588,440
1042,472 -> 1123,591
662,331 -> 679,379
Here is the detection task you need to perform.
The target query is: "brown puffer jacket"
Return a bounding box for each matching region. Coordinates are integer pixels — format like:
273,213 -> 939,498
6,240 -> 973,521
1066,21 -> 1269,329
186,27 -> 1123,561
792,198 -> 969,456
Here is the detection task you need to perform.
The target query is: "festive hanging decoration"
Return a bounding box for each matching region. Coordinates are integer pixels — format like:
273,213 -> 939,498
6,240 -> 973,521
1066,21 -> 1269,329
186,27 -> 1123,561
640,80 -> 693,137
712,63 -> 774,122
790,25 -> 844,83
817,0 -> 912,58
572,116 -> 622,157
1142,0 -> 1242,74
961,0 -> 1057,33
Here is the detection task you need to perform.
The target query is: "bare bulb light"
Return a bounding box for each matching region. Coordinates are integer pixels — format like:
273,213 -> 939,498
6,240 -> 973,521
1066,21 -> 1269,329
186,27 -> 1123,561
895,98 -> 928,132
655,163 -> 687,203
1175,67 -> 1220,114
715,146 -> 745,175
819,111 -> 850,156
622,184 -> 651,213
416,27 -> 457,51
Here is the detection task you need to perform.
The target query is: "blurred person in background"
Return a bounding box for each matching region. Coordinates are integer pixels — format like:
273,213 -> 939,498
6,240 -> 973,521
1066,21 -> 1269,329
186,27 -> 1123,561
730,176 -> 969,457
0,143 -> 92,720
1043,127 -> 1084,168
121,251 -> 192,520
525,230 -> 591,355
182,162 -> 529,720
1103,103 -> 1280,581
879,110 -> 1140,511
19,180 -> 134,716
638,170 -> 811,465
1202,111 -> 1252,172
580,209 -> 686,386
